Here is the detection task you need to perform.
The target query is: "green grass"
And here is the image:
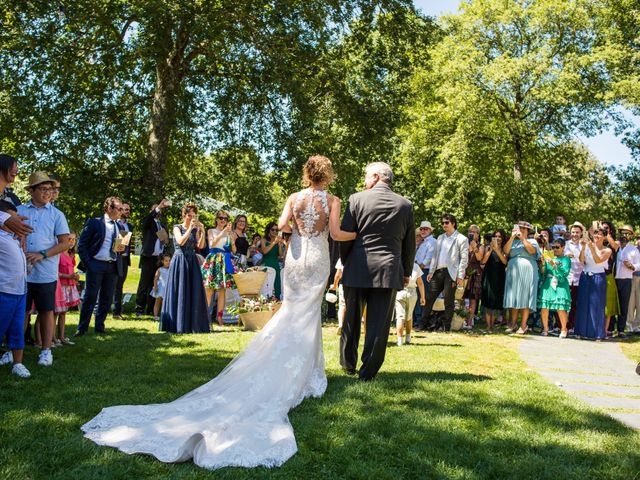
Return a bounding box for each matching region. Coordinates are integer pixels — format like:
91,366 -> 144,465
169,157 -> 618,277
1,315 -> 639,480
621,335 -> 640,364
76,255 -> 141,295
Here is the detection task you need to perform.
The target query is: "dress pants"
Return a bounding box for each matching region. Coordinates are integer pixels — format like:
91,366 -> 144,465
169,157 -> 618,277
627,275 -> 640,332
340,287 -> 396,380
615,278 -> 631,334
78,260 -> 118,333
420,268 -> 456,330
112,261 -> 129,315
136,255 -> 158,314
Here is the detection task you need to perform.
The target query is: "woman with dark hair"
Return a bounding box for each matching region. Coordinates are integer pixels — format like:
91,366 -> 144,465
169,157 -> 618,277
537,228 -> 553,254
575,227 -> 612,339
0,154 -> 21,207
160,203 -> 209,333
601,221 -> 621,335
247,233 -> 262,266
261,221 -> 284,299
463,224 -> 485,329
538,238 -> 572,337
232,215 -> 250,266
481,229 -> 508,331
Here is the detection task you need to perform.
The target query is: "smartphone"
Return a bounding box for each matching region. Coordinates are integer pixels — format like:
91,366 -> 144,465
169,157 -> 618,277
591,220 -> 599,231
278,231 -> 283,238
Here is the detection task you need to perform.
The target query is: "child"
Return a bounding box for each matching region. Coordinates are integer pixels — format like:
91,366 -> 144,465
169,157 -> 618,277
551,214 -> 567,241
151,254 -> 171,321
0,201 -> 31,377
395,262 -> 426,346
54,232 -> 81,346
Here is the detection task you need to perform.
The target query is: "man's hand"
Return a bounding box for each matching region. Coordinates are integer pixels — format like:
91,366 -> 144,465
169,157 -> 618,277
4,215 -> 33,236
26,252 -> 45,264
427,273 -> 433,282
403,276 -> 410,287
420,298 -> 426,306
159,198 -> 171,209
456,278 -> 464,287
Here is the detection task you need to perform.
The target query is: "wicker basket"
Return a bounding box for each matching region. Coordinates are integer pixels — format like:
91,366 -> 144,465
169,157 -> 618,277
451,314 -> 465,331
233,271 -> 267,296
239,310 -> 274,331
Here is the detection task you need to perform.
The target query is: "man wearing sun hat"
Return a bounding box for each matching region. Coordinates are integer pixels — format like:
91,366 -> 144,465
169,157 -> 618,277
16,172 -> 70,367
616,225 -> 640,337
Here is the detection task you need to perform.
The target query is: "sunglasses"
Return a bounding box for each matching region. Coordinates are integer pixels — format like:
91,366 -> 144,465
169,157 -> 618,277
441,221 -> 450,225
419,227 -> 430,231
217,217 -> 228,221
552,246 -> 563,250
270,228 -> 278,232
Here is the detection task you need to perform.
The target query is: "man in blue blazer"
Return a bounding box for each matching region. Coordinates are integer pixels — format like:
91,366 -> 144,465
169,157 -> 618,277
76,196 -> 125,336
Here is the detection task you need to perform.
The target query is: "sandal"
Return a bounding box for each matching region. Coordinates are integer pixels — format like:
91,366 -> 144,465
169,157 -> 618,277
216,310 -> 224,326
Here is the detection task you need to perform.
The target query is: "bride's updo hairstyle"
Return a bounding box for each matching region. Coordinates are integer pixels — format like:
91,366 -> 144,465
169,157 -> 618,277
302,155 -> 336,187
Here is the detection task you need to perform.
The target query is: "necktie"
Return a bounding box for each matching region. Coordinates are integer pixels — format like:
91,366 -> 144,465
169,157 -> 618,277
109,220 -> 117,260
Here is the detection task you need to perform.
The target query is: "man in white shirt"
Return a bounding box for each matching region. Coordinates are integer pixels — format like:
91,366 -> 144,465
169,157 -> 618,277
418,214 -> 468,331
616,225 -> 640,337
414,220 -> 436,323
564,222 -> 585,332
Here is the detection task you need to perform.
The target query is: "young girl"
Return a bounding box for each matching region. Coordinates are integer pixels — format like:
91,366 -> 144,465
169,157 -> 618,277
54,231 -> 81,345
151,254 -> 171,321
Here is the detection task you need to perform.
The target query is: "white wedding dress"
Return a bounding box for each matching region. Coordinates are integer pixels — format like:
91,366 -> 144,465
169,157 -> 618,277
81,189 -> 331,469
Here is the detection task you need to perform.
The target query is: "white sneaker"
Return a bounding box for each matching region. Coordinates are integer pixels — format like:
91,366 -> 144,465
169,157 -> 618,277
0,351 -> 13,366
405,334 -> 411,344
38,349 -> 53,366
12,363 -> 31,378
397,337 -> 403,346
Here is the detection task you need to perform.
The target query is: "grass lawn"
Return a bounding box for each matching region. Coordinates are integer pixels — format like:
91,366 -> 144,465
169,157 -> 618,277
621,335 -> 640,364
1,315 -> 639,480
76,255 -> 141,296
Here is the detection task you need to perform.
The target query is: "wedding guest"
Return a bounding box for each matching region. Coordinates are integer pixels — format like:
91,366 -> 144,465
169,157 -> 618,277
538,238 -> 571,337
601,221 -> 621,336
0,155 -> 32,238
419,214 -> 468,331
503,221 -> 541,334
48,174 -> 61,205
481,229 -> 508,331
232,215 -> 250,266
415,228 -> 423,250
564,222 -> 585,332
151,254 -> 171,321
551,214 -> 567,240
247,233 -> 263,266
615,225 -> 640,338
112,202 -> 132,319
135,199 -> 170,316
53,231 -> 80,346
160,203 -> 209,333
463,224 -> 484,329
17,172 -> 70,366
537,228 -> 553,255
575,228 -> 611,340
395,262 -> 425,346
76,197 -> 125,336
627,231 -> 640,334
202,210 -> 236,325
0,201 -> 31,378
414,220 -> 436,323
261,222 -> 284,299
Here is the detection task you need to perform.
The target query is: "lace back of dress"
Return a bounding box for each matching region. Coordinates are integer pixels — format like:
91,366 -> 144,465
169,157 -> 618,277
292,189 -> 329,237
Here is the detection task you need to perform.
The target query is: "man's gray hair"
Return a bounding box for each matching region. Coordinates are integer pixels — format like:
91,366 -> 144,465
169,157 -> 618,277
365,162 -> 394,185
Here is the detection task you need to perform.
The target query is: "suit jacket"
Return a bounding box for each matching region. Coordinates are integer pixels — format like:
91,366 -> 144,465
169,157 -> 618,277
78,216 -> 124,276
140,208 -> 167,257
340,183 -> 415,290
429,230 -> 469,281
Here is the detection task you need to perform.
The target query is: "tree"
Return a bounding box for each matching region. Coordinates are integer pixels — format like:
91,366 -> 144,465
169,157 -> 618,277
397,0 -> 619,224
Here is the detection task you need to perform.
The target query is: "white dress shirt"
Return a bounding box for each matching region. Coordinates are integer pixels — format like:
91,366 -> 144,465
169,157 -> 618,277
415,235 -> 436,269
436,232 -> 456,270
616,243 -> 640,279
564,240 -> 584,286
0,229 -> 27,295
152,209 -> 163,256
94,214 -> 118,262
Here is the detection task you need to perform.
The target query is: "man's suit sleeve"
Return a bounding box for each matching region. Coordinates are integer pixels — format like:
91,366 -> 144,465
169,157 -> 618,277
78,218 -> 94,266
457,237 -> 469,280
401,203 -> 415,277
339,195 -> 356,263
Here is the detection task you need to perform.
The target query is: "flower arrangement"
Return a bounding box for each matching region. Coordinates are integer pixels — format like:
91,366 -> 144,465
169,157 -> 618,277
228,295 -> 281,315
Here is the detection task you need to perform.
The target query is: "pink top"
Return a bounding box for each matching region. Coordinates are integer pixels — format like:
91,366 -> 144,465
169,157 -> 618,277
58,253 -> 77,286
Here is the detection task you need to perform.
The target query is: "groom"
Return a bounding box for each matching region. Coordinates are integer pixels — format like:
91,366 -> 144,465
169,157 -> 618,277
339,162 -> 415,381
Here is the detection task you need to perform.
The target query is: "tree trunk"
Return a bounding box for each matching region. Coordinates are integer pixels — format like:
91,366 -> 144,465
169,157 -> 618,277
512,135 -> 524,219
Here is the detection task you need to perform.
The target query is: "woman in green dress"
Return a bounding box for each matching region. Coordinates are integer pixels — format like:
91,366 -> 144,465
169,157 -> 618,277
538,238 -> 572,338
261,221 -> 284,299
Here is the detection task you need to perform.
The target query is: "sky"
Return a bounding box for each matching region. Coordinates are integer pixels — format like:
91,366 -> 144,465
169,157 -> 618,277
412,0 -> 637,168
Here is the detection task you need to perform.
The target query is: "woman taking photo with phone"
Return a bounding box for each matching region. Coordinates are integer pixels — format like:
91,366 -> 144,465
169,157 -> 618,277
202,210 -> 237,326
481,229 -> 508,332
538,238 -> 572,337
261,222 -> 284,299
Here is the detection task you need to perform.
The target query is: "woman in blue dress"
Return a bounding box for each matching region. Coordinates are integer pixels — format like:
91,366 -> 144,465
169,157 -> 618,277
160,203 -> 210,334
574,228 -> 611,340
503,221 -> 541,334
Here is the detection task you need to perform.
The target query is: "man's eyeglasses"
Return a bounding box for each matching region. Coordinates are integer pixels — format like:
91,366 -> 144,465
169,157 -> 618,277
441,221 -> 450,225
419,227 -> 429,231
36,187 -> 53,192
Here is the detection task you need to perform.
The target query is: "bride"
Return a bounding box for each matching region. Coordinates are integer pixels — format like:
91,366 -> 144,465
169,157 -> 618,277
81,155 -> 356,469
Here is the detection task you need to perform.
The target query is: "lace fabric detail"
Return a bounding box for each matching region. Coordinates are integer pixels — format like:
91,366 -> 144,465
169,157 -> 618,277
81,189 -> 331,470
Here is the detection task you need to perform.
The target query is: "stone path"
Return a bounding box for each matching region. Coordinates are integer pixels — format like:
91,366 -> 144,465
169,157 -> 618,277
519,335 -> 640,430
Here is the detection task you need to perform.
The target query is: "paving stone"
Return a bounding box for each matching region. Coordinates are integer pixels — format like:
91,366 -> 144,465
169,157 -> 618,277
555,381 -> 640,397
610,412 -> 640,430
574,393 -> 640,410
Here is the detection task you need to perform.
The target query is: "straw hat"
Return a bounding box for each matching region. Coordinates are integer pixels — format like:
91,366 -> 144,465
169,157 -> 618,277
419,221 -> 432,229
619,225 -> 635,234
26,171 -> 53,189
517,221 -> 533,230
570,221 -> 585,231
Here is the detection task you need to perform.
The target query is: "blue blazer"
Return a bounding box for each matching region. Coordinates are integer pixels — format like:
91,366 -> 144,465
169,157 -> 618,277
78,216 -> 124,275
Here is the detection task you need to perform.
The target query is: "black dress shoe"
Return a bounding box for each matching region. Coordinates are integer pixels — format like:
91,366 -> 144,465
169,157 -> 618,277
73,330 -> 85,337
95,329 -> 107,335
342,368 -> 357,376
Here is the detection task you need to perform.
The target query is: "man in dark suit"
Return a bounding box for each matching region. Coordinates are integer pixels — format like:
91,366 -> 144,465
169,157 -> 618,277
112,202 -> 132,318
339,162 -> 415,381
135,199 -> 170,316
76,196 -> 125,336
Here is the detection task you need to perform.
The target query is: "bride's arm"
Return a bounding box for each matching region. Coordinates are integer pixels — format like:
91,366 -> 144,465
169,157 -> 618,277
329,195 -> 356,241
277,194 -> 294,234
